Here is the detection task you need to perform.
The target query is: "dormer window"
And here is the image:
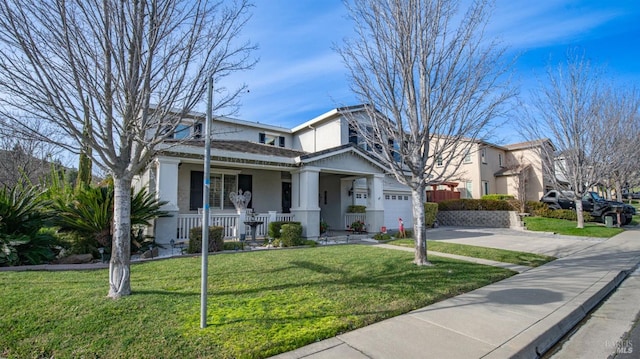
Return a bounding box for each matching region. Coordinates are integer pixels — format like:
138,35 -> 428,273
259,132 -> 285,147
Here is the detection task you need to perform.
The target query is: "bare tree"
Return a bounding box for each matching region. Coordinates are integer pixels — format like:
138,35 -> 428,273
520,50 -> 610,228
0,0 -> 256,298
598,86 -> 640,202
0,125 -> 64,188
338,0 -> 514,265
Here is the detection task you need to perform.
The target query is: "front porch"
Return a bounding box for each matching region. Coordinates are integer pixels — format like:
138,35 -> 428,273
175,212 -> 371,242
176,211 -> 295,241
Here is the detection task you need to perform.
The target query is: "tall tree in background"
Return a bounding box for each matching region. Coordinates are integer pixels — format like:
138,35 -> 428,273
598,86 -> 640,201
76,111 -> 93,191
338,0 -> 514,265
520,50 -> 606,228
0,0 -> 256,298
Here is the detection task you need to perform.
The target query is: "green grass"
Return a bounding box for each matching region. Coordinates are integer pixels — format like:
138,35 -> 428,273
0,246 -> 514,359
388,239 -> 555,267
523,216 -> 625,237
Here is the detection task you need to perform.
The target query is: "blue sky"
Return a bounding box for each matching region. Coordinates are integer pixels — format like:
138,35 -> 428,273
218,0 -> 640,143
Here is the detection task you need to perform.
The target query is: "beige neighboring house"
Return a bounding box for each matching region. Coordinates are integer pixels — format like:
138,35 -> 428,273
430,138 -> 555,202
136,105 -> 555,246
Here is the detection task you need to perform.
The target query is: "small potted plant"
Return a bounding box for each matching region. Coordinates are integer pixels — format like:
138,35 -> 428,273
320,219 -> 329,234
350,220 -> 365,233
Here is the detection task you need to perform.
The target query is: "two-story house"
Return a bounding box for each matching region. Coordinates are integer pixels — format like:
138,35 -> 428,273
135,105 -> 414,245
136,105 -> 553,246
430,139 -> 553,202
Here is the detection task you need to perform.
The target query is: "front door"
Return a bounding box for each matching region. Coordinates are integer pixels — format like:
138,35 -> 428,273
281,182 -> 291,213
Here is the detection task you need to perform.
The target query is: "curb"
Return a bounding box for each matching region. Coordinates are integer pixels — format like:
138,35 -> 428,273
485,267 -> 631,358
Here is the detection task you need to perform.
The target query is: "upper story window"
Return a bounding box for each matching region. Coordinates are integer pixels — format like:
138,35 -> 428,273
463,151 -> 472,164
481,148 -> 487,164
436,156 -> 443,166
163,122 -> 201,139
259,132 -> 285,147
498,153 -> 503,167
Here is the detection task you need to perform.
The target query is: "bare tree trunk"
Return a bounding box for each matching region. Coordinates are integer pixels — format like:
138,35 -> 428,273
411,186 -> 431,266
575,198 -> 585,229
108,175 -> 132,298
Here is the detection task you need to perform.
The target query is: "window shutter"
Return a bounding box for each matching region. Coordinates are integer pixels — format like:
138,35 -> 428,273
259,133 -> 265,144
279,136 -> 285,147
190,171 -> 204,210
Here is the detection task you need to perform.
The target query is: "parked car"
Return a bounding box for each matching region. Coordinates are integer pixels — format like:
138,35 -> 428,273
540,190 -> 636,225
540,190 -> 576,210
581,192 -> 636,225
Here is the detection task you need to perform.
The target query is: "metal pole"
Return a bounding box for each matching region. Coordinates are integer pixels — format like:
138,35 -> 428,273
201,76 -> 213,329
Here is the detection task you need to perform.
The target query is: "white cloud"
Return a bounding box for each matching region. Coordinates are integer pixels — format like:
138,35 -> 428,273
489,1 -> 627,49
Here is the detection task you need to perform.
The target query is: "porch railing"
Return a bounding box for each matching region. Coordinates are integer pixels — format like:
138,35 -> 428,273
344,213 -> 367,230
176,212 -> 294,242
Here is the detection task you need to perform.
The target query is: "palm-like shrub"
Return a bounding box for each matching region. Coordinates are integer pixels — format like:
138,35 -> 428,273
0,185 -> 59,266
52,183 -> 169,255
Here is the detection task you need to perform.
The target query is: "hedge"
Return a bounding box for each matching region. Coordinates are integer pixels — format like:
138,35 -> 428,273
187,226 -> 224,253
280,223 -> 303,247
268,221 -> 301,239
525,201 -> 593,221
481,194 -> 515,201
438,199 -> 516,211
347,205 -> 366,213
424,202 -> 438,227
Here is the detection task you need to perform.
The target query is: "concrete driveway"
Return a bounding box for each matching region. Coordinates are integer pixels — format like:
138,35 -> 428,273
426,226 -> 607,258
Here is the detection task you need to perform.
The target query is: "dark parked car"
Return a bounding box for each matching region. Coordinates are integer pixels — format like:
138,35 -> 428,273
540,190 -> 576,210
540,190 -> 636,225
581,191 -> 636,225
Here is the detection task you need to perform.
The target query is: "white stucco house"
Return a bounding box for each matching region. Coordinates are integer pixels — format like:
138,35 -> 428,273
135,105 -> 554,246
135,105 -> 414,246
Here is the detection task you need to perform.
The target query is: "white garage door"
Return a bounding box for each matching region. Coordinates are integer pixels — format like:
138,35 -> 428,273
383,193 -> 413,231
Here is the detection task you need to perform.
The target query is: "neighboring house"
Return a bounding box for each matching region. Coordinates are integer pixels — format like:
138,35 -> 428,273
428,138 -> 554,202
136,106 -> 555,245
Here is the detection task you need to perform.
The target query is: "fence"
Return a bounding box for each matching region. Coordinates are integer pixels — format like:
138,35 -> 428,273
344,213 -> 367,230
176,211 -> 295,241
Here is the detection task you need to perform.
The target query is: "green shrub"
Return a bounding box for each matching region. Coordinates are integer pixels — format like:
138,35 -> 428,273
346,205 -> 366,213
280,223 -> 303,247
0,184 -> 61,266
51,182 -> 168,254
373,233 -> 392,241
187,226 -> 224,254
438,199 -> 515,211
481,194 -> 515,200
223,241 -> 239,251
268,221 -> 301,239
424,202 -> 438,227
525,201 -> 549,216
525,201 -> 594,222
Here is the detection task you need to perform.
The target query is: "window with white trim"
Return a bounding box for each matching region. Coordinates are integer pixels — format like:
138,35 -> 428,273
259,132 -> 285,147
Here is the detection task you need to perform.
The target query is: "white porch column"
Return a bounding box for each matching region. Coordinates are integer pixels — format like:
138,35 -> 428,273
366,174 -> 385,234
154,157 -> 180,245
290,167 -> 321,238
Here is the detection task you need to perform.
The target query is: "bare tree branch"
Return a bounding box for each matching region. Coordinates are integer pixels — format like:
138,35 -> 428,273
0,0 -> 256,297
338,0 -> 515,265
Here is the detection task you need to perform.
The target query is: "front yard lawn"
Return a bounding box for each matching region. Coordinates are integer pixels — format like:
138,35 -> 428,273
523,216 -> 625,238
0,245 -> 514,359
388,239 -> 555,267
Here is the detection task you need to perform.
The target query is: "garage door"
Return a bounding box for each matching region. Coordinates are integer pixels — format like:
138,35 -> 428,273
384,193 -> 413,231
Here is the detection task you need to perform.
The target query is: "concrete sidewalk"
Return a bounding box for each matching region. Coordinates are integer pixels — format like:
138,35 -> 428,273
272,228 -> 640,359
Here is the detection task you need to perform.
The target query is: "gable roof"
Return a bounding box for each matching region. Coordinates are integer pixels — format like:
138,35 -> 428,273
504,138 -> 554,151
297,143 -> 389,172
